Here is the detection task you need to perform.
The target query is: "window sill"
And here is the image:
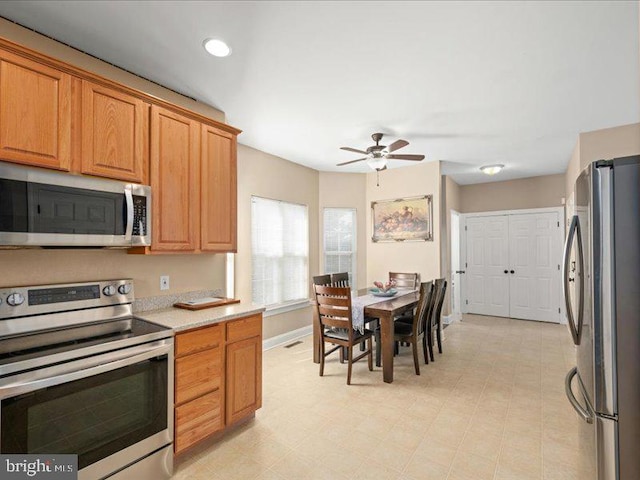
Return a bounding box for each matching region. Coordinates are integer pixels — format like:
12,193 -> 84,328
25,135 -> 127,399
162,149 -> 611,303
264,300 -> 312,318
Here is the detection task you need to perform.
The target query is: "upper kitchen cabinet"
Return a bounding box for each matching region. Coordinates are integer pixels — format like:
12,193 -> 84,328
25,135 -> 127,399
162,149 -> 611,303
81,81 -> 148,183
201,124 -> 237,252
0,50 -> 71,170
150,105 -> 200,252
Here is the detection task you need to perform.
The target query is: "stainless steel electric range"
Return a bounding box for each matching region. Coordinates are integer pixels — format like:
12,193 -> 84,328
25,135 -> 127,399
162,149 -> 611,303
0,279 -> 174,480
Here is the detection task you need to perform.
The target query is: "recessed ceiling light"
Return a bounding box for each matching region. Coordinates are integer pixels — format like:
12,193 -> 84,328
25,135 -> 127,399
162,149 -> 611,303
480,164 -> 504,175
203,38 -> 231,57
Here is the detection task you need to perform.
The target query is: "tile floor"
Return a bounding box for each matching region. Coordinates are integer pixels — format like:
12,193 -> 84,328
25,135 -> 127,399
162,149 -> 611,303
174,315 -> 586,480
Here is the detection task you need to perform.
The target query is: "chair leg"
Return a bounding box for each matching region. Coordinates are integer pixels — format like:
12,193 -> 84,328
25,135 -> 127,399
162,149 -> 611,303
339,346 -> 344,364
412,340 -> 420,376
394,341 -> 399,355
375,328 -> 381,367
422,334 -> 429,365
367,336 -> 373,371
347,345 -> 353,385
427,328 -> 435,362
436,323 -> 443,354
319,340 -> 325,377
360,341 -> 365,352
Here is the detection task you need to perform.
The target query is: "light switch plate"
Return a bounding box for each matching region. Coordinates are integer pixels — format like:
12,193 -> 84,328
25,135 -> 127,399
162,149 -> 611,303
160,275 -> 170,291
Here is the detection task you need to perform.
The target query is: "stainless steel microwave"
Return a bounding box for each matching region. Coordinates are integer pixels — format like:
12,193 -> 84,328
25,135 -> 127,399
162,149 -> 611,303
0,162 -> 151,247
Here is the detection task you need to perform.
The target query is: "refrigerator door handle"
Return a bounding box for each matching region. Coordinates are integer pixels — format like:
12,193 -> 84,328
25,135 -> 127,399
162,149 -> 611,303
563,215 -> 584,345
565,367 -> 593,424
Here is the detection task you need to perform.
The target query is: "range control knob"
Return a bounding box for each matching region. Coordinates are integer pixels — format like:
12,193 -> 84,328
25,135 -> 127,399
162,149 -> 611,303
7,293 -> 25,306
118,283 -> 132,295
102,285 -> 117,296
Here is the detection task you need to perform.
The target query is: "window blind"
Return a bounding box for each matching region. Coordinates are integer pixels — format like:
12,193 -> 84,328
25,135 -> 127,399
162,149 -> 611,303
323,208 -> 357,287
251,196 -> 309,307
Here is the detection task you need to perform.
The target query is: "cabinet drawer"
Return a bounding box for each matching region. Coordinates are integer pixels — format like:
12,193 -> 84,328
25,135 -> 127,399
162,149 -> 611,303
175,347 -> 222,405
175,324 -> 222,357
226,314 -> 262,343
175,390 -> 223,454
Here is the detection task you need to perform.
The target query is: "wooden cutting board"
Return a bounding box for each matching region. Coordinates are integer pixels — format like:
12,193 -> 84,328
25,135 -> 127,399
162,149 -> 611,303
174,297 -> 240,311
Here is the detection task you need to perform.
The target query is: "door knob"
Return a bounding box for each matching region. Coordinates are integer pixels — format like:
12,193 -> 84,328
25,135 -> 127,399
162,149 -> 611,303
504,270 -> 508,274
510,270 -> 515,274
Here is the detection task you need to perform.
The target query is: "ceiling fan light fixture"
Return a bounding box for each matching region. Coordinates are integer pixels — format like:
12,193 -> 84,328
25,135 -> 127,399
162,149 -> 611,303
367,157 -> 387,171
480,164 -> 504,175
203,38 -> 232,57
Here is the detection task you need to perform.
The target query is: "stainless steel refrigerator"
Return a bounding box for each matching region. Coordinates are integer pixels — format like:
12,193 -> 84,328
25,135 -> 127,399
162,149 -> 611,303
563,156 -> 640,480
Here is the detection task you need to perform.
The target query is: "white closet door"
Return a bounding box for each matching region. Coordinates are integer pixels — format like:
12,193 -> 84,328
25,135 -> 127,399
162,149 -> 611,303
466,215 -> 510,317
508,212 -> 561,322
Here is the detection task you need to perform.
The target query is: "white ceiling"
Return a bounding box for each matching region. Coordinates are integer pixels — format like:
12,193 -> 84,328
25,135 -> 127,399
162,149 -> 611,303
0,1 -> 637,184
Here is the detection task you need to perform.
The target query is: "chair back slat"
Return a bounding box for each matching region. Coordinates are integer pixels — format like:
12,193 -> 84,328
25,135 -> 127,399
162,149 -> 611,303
428,278 -> 446,330
389,272 -> 420,289
317,296 -> 349,307
415,281 -> 433,336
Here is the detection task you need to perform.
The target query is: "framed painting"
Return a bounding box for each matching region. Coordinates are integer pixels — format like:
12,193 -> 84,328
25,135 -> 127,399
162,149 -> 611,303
371,195 -> 433,242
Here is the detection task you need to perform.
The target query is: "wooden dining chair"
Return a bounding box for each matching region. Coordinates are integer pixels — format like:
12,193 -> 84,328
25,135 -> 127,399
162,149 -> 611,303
313,285 -> 374,385
330,272 -> 350,287
392,281 -> 433,375
426,279 -> 447,362
389,272 -> 420,289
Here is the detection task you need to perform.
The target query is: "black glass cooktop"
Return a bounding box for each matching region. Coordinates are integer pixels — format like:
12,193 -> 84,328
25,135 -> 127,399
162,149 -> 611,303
0,317 -> 172,376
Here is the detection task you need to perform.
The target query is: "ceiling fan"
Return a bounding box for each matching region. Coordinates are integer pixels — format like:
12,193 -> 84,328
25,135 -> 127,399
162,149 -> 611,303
336,133 -> 425,171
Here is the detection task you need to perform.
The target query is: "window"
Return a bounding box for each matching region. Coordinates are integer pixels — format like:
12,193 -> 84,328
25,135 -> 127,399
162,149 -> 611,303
323,208 -> 357,287
251,196 -> 309,308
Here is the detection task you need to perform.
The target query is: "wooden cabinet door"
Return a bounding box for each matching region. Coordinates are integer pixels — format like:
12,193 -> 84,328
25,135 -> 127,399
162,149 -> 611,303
201,124 -> 237,252
0,51 -> 71,170
226,336 -> 262,425
81,81 -> 148,183
150,105 -> 200,251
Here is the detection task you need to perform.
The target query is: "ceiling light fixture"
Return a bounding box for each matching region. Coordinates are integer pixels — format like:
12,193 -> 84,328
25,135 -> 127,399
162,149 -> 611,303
480,164 -> 504,175
203,38 -> 232,57
367,157 -> 387,171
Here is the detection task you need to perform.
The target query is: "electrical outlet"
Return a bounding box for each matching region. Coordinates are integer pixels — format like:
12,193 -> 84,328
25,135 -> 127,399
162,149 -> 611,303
160,275 -> 170,291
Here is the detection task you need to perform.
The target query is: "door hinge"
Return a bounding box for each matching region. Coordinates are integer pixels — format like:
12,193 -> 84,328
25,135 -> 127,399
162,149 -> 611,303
558,307 -> 561,313
465,262 -> 468,268
558,264 -> 560,270
557,221 -> 560,227
465,225 -> 467,231
465,300 -> 468,305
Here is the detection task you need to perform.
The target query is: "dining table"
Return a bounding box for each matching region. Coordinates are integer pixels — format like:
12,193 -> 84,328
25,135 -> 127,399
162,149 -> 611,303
312,287 -> 420,383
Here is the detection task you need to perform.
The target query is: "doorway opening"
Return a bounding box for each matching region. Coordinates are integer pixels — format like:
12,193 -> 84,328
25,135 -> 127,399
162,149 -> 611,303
450,210 -> 462,322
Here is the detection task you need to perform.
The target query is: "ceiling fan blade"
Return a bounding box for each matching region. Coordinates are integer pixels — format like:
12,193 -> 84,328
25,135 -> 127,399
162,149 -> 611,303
340,147 -> 368,155
386,154 -> 425,161
386,139 -> 409,153
337,157 -> 368,166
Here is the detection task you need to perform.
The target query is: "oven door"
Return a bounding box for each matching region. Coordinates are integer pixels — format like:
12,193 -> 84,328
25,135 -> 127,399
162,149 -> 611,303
0,339 -> 173,480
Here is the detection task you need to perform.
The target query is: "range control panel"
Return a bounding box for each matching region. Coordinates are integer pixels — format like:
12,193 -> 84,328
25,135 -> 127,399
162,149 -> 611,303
0,279 -> 134,320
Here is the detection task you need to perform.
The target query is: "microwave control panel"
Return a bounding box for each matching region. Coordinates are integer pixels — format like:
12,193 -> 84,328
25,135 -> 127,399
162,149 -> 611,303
132,195 -> 147,236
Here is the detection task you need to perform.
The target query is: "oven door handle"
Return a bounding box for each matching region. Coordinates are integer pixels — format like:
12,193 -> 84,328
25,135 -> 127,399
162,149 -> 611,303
0,341 -> 172,400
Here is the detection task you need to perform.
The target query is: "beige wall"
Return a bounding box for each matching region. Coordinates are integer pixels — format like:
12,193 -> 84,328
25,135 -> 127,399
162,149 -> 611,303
0,19 -> 230,300
0,249 -> 226,298
318,172 -> 368,289
460,173 -> 566,213
0,18 -> 225,123
236,144 -> 320,340
366,161 -> 442,285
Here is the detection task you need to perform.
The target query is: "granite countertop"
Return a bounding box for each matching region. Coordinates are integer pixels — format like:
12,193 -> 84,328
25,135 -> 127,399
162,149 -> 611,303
137,301 -> 265,332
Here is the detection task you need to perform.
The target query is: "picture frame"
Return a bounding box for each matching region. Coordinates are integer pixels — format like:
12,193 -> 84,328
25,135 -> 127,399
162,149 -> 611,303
371,195 -> 433,242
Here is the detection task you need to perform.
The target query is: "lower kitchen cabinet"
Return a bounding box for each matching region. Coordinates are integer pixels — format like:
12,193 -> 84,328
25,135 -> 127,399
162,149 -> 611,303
173,313 -> 262,455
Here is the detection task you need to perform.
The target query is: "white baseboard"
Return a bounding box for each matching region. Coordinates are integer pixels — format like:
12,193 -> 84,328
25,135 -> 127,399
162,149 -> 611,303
262,325 -> 313,351
443,313 -> 461,325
